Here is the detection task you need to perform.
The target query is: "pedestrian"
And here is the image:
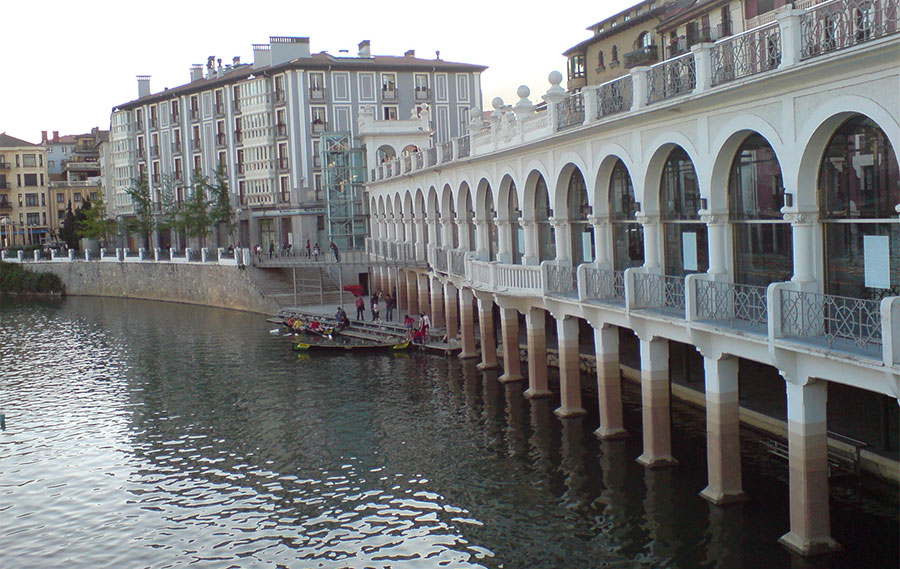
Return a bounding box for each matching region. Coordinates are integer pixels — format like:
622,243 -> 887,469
269,240 -> 275,258
255,244 -> 262,262
370,293 -> 378,320
313,243 -> 321,261
420,312 -> 431,341
306,239 -> 311,258
372,299 -> 380,322
385,294 -> 395,322
404,314 -> 415,340
330,241 -> 340,263
355,295 -> 365,321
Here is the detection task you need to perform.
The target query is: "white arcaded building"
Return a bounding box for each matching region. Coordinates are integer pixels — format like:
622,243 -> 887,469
361,2 -> 899,557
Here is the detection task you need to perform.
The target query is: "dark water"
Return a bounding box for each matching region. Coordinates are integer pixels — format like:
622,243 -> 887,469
0,297 -> 896,569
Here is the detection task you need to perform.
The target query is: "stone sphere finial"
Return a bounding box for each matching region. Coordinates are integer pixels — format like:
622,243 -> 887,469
491,97 -> 504,110
548,71 -> 563,86
517,85 -> 530,99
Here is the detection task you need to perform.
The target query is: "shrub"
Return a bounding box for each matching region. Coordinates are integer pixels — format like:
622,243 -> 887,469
0,261 -> 65,294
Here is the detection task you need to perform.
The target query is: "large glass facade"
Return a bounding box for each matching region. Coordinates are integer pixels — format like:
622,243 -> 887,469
661,147 -> 708,275
535,177 -> 556,261
567,169 -> 593,263
729,134 -> 792,286
609,160 -> 644,270
507,183 -> 522,264
820,115 -> 900,299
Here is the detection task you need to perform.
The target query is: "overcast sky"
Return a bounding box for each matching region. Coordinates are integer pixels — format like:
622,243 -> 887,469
3,0 -> 636,143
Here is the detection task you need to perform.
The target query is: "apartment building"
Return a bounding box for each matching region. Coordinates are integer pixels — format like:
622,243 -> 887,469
43,128 -> 107,236
0,133 -> 50,248
108,37 -> 486,250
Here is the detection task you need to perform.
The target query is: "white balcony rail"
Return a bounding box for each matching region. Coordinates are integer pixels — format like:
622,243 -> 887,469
583,267 -> 626,303
695,279 -> 768,330
711,22 -> 782,86
780,288 -> 882,354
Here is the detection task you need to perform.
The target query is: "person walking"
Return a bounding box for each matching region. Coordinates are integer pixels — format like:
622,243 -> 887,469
420,312 -> 431,342
385,294 -> 395,322
355,295 -> 365,321
330,241 -> 340,263
372,299 -> 380,322
313,243 -> 321,261
306,239 -> 311,258
269,240 -> 275,258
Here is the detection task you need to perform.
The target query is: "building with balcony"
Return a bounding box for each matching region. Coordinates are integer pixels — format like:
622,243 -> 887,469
363,0 -> 898,557
108,37 -> 486,251
0,133 -> 51,247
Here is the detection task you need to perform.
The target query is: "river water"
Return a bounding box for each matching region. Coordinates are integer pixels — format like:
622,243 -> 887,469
0,297 -> 896,569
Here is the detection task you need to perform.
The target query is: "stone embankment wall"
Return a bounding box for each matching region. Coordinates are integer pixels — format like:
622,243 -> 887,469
25,262 -> 277,314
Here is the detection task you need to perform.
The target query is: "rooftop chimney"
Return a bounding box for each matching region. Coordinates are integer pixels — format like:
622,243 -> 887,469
217,58 -> 224,78
253,43 -> 271,69
137,75 -> 151,98
206,56 -> 216,79
404,49 -> 415,58
436,50 -> 441,60
190,64 -> 204,82
270,36 -> 311,65
358,40 -> 371,58
53,131 -> 59,142
41,130 -> 48,143
233,56 -> 241,67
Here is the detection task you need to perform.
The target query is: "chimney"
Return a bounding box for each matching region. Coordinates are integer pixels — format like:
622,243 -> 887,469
41,130 -> 48,143
206,56 -> 216,79
137,75 -> 151,98
217,58 -> 224,78
190,64 -> 204,82
253,43 -> 271,69
270,36 -> 311,65
404,49 -> 415,58
53,131 -> 59,142
358,40 -> 371,58
233,56 -> 241,67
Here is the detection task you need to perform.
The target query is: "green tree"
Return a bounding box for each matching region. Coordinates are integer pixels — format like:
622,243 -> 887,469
208,161 -> 235,247
58,201 -> 78,249
124,172 -> 153,249
181,177 -> 213,246
76,195 -> 117,242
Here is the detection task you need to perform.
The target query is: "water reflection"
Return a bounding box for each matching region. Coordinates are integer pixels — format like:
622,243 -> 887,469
0,297 -> 896,569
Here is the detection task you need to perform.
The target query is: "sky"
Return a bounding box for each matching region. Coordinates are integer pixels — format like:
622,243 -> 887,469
2,0 -> 636,143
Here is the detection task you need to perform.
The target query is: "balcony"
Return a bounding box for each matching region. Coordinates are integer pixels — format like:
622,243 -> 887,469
415,87 -> 430,100
191,138 -> 201,151
150,146 -> 159,158
312,121 -> 326,133
277,157 -> 289,171
624,44 -> 659,68
0,161 -> 10,170
215,103 -> 225,117
0,181 -> 8,189
0,199 -> 11,212
171,112 -> 180,123
581,267 -> 626,305
237,162 -> 245,174
234,130 -> 243,143
216,133 -> 226,147
190,108 -> 199,121
276,123 -> 287,137
275,90 -> 286,103
313,154 -> 321,168
381,88 -> 396,101
172,141 -> 182,154
150,117 -> 158,129
64,159 -> 101,171
232,100 -> 242,112
310,87 -> 325,101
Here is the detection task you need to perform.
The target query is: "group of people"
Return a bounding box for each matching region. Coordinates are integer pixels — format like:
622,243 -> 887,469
252,240 -> 341,263
405,312 -> 431,344
354,289 -> 397,323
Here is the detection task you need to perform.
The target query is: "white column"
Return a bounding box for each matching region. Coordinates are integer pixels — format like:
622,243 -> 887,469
785,212 -> 817,283
524,307 -> 551,398
701,212 -> 728,275
475,291 -> 499,370
498,307 -> 523,383
593,324 -> 627,439
555,316 -> 586,418
520,219 -> 539,266
636,213 -> 661,269
458,287 -> 478,359
588,215 -> 611,268
636,337 -> 677,468
455,215 -> 471,251
474,217 -> 489,260
496,219 -> 512,264
779,378 -> 840,556
700,354 -> 746,504
550,217 -> 572,264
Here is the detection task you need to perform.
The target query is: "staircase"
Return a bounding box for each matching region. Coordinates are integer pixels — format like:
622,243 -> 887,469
250,266 -> 344,309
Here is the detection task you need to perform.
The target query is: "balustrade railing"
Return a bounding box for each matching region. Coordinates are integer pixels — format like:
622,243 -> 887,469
449,250 -> 466,276
468,259 -> 493,287
801,0 -> 899,59
440,142 -> 453,162
415,152 -> 424,169
596,76 -> 633,118
426,147 -> 437,167
647,53 -> 696,104
780,288 -> 882,354
546,264 -> 577,294
556,92 -> 585,131
583,267 -> 626,303
496,264 -> 542,290
711,22 -> 782,86
695,279 -> 768,330
402,155 -> 412,173
432,247 -> 448,272
634,273 -> 686,315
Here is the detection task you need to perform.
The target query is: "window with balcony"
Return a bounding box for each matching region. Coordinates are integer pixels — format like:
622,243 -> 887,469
190,96 -> 199,120
381,73 -> 397,100
73,192 -> 82,203
311,107 -> 327,132
597,50 -> 605,71
569,54 -> 586,79
276,109 -> 287,137
171,100 -> 180,122
310,72 -> 325,100
23,154 -> 36,167
237,150 -> 245,173
215,90 -> 225,115
232,86 -> 242,111
274,75 -> 285,103
57,192 -> 65,203
234,117 -> 243,143
150,105 -> 158,128
25,193 -> 39,206
135,108 -> 143,126
278,143 -> 289,170
383,106 -> 398,120
414,74 -> 430,100
216,121 -> 226,147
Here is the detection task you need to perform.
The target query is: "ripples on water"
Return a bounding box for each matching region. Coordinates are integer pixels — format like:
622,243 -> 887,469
0,297 -> 896,569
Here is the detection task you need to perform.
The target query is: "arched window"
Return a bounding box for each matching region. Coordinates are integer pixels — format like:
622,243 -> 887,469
660,147 -> 707,275
728,134 -> 792,286
535,177 -> 555,261
567,170 -> 593,263
609,160 -> 643,270
507,182 -> 523,264
484,188 -> 498,261
819,115 -> 899,298
611,45 -> 619,64
637,31 -> 653,49
598,51 -> 605,68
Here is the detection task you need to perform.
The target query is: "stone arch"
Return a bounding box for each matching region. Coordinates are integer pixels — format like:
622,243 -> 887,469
640,134 -> 701,214
474,177 -> 496,220
593,145 -> 637,217
795,96 -> 900,213
376,144 -> 397,163
496,173 -> 521,221
552,157 -> 592,215
522,164 -> 551,220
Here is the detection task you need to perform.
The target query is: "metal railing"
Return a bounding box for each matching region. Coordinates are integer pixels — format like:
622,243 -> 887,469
426,147 -> 437,167
583,267 -> 626,303
468,259 -> 493,287
801,0 -> 899,59
596,76 -> 633,119
647,53 -> 696,104
440,141 -> 453,162
712,22 -> 782,86
556,92 -> 585,131
634,273 -> 686,315
546,264 -> 577,294
780,288 -> 882,353
457,136 -> 470,158
695,279 -> 768,330
449,250 -> 466,276
415,152 -> 424,169
431,247 -> 448,272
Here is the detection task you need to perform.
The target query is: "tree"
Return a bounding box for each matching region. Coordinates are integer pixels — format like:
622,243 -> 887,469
124,172 -> 153,250
76,195 -> 117,243
208,161 -> 235,247
58,201 -> 78,249
180,176 -> 213,246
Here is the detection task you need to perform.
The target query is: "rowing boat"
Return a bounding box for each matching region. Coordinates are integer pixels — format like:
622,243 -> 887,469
292,339 -> 410,352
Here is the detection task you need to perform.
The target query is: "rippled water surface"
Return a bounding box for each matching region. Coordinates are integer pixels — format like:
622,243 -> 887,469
0,297 -> 896,569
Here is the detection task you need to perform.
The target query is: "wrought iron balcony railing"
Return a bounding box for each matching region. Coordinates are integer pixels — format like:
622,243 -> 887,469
633,273 -> 686,315
596,75 -> 633,119
801,0 -> 899,59
624,44 -> 659,68
711,22 -> 782,86
695,279 -> 768,330
583,267 -> 626,303
556,92 -> 585,131
647,53 -> 696,104
780,288 -> 882,355
545,264 -> 577,295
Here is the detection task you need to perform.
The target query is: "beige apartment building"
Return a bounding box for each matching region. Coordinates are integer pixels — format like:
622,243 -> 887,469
0,133 -> 50,248
45,128 -> 107,236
